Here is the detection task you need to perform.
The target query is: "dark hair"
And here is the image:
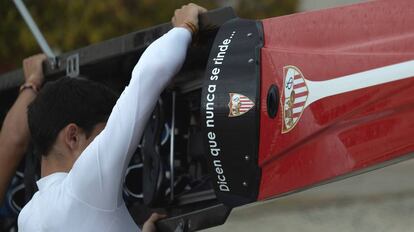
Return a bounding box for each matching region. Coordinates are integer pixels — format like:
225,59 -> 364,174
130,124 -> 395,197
28,77 -> 118,156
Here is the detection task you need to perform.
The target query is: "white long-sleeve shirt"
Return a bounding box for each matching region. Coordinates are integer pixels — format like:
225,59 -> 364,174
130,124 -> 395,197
18,27 -> 192,232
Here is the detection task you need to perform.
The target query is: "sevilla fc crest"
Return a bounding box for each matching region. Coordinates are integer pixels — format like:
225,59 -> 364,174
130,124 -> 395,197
282,66 -> 309,133
228,93 -> 255,117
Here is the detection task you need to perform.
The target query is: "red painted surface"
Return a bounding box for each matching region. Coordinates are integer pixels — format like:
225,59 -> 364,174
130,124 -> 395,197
258,0 -> 414,200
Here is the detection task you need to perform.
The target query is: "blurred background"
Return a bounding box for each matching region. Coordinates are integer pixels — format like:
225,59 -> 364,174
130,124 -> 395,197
3,1 -> 414,232
0,0 -> 300,74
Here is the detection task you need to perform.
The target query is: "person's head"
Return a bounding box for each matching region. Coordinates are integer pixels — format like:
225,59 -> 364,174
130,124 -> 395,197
28,77 -> 118,164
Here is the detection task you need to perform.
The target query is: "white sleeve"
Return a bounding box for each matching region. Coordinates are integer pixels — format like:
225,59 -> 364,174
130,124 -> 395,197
66,27 -> 192,210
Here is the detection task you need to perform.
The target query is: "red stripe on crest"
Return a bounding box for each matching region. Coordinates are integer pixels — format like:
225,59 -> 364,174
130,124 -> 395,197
294,91 -> 308,98
293,102 -> 305,108
294,74 -> 302,80
294,82 -> 306,89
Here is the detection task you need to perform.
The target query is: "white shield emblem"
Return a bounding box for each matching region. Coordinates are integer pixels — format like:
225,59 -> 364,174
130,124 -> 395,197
228,93 -> 255,117
282,66 -> 309,133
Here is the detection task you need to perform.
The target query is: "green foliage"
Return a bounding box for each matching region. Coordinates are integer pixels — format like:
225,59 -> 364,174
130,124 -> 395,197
0,0 -> 297,73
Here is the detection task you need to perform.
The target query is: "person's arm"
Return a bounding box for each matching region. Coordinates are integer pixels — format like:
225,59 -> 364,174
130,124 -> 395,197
0,54 -> 46,203
67,4 -> 206,210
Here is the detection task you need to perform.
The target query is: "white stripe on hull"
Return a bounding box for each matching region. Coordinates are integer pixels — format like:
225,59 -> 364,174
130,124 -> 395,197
305,60 -> 414,107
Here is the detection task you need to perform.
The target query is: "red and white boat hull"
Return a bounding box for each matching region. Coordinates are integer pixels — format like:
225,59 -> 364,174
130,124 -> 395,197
201,0 -> 414,206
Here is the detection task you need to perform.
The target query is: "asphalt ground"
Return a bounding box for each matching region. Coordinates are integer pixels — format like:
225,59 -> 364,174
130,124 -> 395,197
205,159 -> 414,232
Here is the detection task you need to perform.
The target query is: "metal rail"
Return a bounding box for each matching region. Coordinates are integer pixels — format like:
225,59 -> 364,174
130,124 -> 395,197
169,91 -> 176,201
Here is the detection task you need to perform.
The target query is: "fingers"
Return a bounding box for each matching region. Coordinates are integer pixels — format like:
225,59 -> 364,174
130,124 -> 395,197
198,7 -> 208,13
148,213 -> 166,223
188,3 -> 207,13
171,3 -> 207,31
34,53 -> 48,60
22,53 -> 47,87
23,53 -> 47,63
23,54 -> 47,71
142,213 -> 166,232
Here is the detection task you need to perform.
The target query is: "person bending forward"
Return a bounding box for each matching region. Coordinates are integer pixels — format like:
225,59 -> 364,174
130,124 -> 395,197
18,4 -> 206,232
